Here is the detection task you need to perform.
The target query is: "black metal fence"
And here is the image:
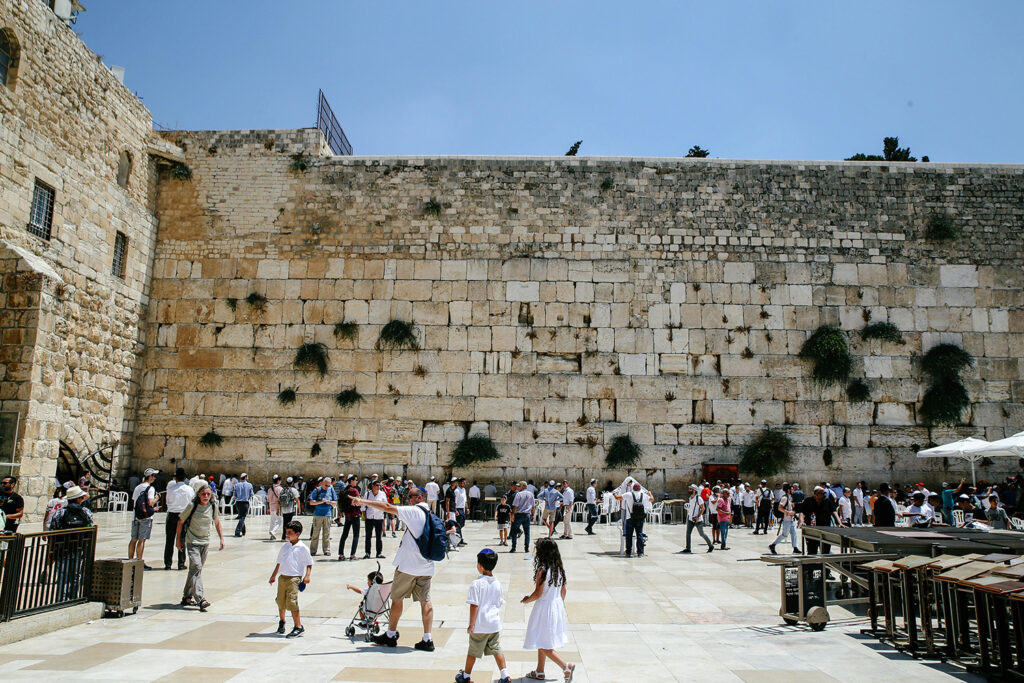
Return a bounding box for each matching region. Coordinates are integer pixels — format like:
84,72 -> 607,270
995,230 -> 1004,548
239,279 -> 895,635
0,527 -> 97,621
316,89 -> 353,156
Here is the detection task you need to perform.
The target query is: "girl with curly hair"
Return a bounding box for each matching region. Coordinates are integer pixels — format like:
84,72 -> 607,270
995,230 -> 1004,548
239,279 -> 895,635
520,538 -> 574,680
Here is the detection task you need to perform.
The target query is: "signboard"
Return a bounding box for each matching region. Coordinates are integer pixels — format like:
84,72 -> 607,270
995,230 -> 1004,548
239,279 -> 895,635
801,563 -> 826,610
0,412 -> 20,469
783,566 -> 800,614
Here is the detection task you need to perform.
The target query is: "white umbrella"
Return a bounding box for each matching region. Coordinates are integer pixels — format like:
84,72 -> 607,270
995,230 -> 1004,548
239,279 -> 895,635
971,431 -> 1024,459
916,437 -> 989,487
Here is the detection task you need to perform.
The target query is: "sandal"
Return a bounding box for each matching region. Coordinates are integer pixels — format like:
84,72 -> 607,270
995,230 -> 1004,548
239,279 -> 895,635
564,664 -> 575,681
525,671 -> 546,680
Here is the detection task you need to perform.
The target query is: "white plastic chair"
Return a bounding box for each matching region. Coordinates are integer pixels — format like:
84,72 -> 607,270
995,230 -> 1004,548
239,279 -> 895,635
951,509 -> 965,527
532,500 -> 545,525
107,491 -> 129,512
1009,516 -> 1024,531
248,495 -> 267,516
571,501 -> 587,523
648,501 -> 664,524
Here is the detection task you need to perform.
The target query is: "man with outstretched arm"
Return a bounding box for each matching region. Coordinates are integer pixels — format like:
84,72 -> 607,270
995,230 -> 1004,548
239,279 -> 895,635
350,486 -> 437,652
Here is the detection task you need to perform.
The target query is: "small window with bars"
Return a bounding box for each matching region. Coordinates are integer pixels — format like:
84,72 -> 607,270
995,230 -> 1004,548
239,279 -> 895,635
112,231 -> 128,279
28,179 -> 55,240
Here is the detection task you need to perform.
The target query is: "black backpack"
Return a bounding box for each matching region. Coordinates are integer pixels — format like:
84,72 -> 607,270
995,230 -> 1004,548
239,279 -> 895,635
58,503 -> 91,530
629,492 -> 646,523
134,485 -> 155,519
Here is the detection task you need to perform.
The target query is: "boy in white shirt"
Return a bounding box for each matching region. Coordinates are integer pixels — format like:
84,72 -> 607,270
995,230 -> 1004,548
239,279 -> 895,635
269,520 -> 313,638
456,549 -> 511,683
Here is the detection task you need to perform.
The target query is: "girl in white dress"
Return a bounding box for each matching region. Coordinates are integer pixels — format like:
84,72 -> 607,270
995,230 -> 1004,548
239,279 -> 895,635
521,538 -> 575,681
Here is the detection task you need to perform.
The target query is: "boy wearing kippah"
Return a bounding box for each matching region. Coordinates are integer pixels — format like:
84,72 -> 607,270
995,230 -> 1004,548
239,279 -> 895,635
456,549 -> 510,683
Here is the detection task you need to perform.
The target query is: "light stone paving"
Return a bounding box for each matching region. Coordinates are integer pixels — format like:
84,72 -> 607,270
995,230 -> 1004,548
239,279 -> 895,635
0,512 -> 982,682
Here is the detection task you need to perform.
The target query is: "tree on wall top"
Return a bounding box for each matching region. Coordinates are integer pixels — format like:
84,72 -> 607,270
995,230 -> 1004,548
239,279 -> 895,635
685,145 -> 710,158
846,136 -> 920,162
565,140 -> 582,156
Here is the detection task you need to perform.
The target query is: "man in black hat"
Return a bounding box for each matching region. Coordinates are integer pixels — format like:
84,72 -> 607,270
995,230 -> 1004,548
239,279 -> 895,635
164,467 -> 194,569
872,483 -> 897,527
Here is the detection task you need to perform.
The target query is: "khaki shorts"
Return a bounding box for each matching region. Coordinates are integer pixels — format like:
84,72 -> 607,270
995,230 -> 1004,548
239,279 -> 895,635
391,570 -> 431,603
468,631 -> 502,658
542,508 -> 557,522
276,575 -> 300,611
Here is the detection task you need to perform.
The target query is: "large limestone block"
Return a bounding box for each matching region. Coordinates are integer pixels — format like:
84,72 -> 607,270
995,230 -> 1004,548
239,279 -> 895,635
875,402 -> 916,426
506,281 -> 540,302
378,418 -> 423,442
939,265 -> 979,288
475,397 -> 524,421
339,442 -> 410,465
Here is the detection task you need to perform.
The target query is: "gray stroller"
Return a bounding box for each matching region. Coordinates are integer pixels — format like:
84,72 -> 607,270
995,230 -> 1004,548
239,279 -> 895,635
344,564 -> 392,640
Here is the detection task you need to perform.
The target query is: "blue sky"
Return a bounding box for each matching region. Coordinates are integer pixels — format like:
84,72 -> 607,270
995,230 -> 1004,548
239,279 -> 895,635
78,1 -> 1023,161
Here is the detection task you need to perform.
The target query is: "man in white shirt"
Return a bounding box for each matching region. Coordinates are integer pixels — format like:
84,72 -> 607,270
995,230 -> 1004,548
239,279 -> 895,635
351,487 -> 437,652
425,476 -> 440,515
267,474 -> 283,541
526,480 -> 538,496
584,478 -> 599,535
559,480 -> 575,539
164,467 -> 194,570
741,483 -> 756,528
754,480 -> 773,535
852,483 -> 865,525
454,479 -> 468,532
221,476 -> 235,506
130,468 -> 161,569
672,484 -> 713,553
838,488 -> 853,525
902,492 -> 934,527
468,481 -> 481,519
362,481 -> 389,559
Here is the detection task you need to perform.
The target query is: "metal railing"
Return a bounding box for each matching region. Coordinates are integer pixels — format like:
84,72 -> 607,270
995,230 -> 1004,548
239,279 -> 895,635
0,527 -> 97,621
316,89 -> 353,156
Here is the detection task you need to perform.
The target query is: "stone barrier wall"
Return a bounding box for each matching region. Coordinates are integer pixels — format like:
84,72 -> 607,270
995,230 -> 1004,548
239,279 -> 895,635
134,128 -> 1024,492
0,1 -> 159,513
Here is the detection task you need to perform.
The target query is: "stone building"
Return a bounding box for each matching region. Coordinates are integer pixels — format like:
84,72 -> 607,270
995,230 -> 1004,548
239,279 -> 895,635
2,1 -> 1023,515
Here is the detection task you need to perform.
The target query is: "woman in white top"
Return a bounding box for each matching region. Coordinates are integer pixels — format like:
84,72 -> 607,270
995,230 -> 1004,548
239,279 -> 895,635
522,538 -> 574,681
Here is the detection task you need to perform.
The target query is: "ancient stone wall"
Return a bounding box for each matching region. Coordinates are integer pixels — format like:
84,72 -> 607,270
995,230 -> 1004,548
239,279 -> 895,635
0,0 -> 160,513
133,128 -> 1024,492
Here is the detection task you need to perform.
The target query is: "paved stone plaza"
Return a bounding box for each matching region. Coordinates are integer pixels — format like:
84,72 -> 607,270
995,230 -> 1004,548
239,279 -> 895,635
0,512 -> 982,682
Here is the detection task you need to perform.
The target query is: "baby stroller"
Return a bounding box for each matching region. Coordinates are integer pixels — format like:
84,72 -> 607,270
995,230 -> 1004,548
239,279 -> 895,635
344,563 -> 392,640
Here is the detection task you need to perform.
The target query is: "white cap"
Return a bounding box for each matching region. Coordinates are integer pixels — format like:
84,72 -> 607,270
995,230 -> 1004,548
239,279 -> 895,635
371,473 -> 379,478
452,477 -> 458,482
240,473 -> 248,479
590,478 -> 597,483
144,468 -> 159,477
430,476 -> 435,481
286,477 -> 293,483
549,480 -> 555,485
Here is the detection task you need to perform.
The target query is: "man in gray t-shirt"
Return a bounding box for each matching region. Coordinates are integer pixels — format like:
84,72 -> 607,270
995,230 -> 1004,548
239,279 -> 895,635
509,482 -> 535,553
176,483 -> 224,612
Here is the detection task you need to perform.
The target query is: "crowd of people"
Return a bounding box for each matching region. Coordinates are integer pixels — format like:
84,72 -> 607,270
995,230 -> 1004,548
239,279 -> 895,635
6,467 -> 1023,682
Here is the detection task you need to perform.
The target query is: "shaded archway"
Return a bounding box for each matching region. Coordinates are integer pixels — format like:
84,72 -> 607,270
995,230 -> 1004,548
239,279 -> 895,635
56,441 -> 85,487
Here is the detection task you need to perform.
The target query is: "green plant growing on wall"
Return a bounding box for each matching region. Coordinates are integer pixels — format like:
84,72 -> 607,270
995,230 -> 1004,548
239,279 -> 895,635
739,428 -> 793,477
600,177 -> 614,191
605,434 -> 642,469
799,325 -> 852,385
289,153 -> 309,172
294,342 -> 329,376
846,379 -> 871,403
925,215 -> 958,241
199,430 -> 223,448
565,140 -> 582,156
333,321 -> 357,341
225,298 -> 237,311
862,321 -> 903,343
169,162 -> 192,180
277,388 -> 296,405
449,434 -> 502,468
310,442 -> 321,457
823,448 -> 834,467
335,388 -> 363,409
245,292 -> 268,312
423,199 -> 443,217
919,343 -> 974,426
376,320 -> 419,351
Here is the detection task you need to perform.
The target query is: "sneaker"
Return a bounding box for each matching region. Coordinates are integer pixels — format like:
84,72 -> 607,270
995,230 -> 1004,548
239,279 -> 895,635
348,555 -> 356,561
286,626 -> 305,639
680,549 -> 692,554
455,671 -> 472,683
198,599 -> 211,612
143,565 -> 153,572
362,554 -> 371,560
414,638 -> 435,652
769,544 -> 778,555
707,545 -> 714,553
391,532 -> 397,538
375,554 -> 386,559
625,553 -> 632,558
276,622 -> 286,635
324,551 -> 331,556
164,565 -> 172,571
269,533 -> 275,540
371,632 -> 398,647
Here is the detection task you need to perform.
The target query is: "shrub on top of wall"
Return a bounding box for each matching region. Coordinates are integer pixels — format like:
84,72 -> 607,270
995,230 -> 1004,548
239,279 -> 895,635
449,434 -> 502,468
739,428 -> 793,477
799,325 -> 852,385
605,434 -> 642,469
